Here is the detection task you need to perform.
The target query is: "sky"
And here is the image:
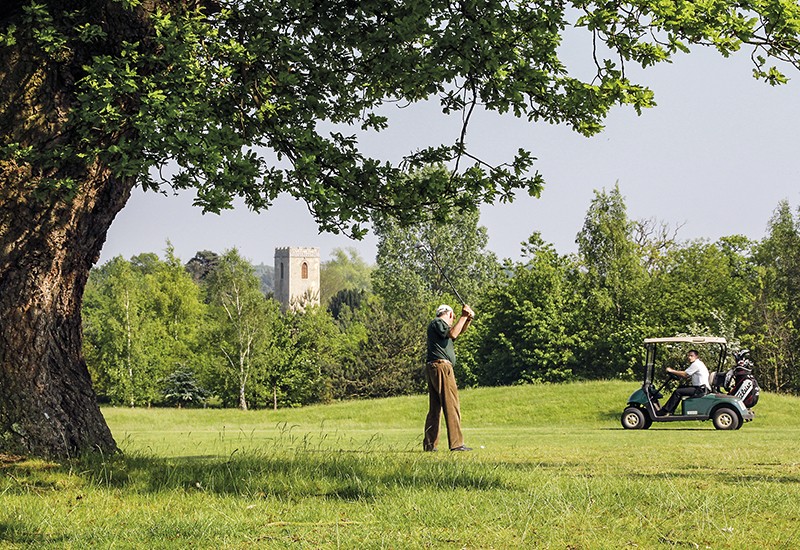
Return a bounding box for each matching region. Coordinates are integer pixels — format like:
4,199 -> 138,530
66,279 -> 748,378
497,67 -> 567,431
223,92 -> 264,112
100,43 -> 800,267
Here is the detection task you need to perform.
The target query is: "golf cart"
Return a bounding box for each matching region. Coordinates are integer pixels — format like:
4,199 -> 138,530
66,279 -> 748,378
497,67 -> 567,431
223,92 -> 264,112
621,337 -> 756,430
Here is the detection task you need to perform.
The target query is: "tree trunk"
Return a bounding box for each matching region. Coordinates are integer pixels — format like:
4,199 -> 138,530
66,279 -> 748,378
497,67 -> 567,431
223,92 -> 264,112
0,165 -> 132,457
239,380 -> 249,411
0,1 -> 143,457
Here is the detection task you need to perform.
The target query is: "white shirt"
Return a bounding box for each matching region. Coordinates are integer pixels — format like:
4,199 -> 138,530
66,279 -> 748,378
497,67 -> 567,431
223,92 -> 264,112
686,359 -> 710,390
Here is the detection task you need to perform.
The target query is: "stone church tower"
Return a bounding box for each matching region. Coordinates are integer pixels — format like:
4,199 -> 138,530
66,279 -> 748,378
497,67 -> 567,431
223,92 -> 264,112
274,247 -> 320,310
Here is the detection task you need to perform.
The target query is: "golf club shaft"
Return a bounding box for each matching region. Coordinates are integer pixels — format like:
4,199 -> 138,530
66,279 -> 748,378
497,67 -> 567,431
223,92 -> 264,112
417,245 -> 465,304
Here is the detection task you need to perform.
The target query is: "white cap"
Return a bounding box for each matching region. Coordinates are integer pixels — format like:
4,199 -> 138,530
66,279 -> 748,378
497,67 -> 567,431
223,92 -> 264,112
436,304 -> 454,317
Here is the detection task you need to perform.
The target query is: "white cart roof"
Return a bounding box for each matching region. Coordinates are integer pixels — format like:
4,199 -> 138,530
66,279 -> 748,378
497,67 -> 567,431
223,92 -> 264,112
643,336 -> 727,345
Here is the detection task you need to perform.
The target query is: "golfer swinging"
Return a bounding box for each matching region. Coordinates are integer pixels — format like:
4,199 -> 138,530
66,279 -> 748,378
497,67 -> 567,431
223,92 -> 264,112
423,303 -> 475,452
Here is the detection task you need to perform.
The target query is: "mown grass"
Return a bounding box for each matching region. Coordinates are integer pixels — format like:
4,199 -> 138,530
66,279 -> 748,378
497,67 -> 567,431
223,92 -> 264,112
3,380 -> 800,548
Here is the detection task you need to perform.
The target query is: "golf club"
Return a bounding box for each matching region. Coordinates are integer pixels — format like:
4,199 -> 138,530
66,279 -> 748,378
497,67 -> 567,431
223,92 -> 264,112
415,244 -> 466,305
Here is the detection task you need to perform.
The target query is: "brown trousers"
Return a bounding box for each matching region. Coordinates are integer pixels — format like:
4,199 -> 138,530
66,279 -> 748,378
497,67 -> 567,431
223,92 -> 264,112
423,359 -> 464,451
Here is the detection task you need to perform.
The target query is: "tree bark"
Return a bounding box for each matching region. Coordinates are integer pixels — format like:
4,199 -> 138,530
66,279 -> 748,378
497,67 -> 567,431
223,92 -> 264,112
0,166 -> 131,457
0,0 -> 147,457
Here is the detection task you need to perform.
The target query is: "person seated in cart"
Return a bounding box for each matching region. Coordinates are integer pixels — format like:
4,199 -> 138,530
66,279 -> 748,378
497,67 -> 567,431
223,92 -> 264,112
657,350 -> 712,416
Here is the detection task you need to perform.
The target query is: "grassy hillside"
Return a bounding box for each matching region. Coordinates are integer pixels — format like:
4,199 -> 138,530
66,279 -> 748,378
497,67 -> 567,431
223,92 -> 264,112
108,379 -> 800,453
107,381 -> 639,456
3,381 -> 800,548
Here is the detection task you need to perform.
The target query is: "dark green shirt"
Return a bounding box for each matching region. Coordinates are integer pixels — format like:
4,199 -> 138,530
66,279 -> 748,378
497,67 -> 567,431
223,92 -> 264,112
427,317 -> 456,365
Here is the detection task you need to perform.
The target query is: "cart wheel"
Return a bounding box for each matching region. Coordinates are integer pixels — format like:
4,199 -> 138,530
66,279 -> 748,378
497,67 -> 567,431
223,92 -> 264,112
621,407 -> 646,430
712,407 -> 740,430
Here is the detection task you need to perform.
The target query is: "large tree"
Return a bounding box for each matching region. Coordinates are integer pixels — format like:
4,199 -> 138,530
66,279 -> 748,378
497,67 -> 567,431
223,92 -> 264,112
2,0 -> 799,457
319,247 -> 373,306
372,203 -> 500,313
470,233 -> 580,385
746,201 -> 800,391
573,186 -> 650,376
205,249 -> 274,410
83,247 -> 207,406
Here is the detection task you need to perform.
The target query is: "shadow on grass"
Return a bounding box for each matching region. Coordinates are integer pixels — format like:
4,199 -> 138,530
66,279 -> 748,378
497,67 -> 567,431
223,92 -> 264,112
599,406 -> 737,430
2,448 -> 508,502
621,469 -> 800,484
0,521 -> 69,546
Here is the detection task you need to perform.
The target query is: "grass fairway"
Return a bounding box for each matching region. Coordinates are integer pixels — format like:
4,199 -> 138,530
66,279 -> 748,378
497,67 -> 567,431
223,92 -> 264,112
3,380 -> 800,548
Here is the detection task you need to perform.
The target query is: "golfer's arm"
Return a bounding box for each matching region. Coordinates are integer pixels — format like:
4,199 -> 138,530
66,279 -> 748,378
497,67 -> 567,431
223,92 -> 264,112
448,316 -> 469,339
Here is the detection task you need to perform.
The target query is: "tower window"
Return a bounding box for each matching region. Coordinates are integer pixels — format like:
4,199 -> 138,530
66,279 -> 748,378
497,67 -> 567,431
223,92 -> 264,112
280,263 -> 284,279
301,262 -> 308,279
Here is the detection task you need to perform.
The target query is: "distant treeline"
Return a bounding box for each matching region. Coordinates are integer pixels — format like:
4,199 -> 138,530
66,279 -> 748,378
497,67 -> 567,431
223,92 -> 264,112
83,187 -> 800,407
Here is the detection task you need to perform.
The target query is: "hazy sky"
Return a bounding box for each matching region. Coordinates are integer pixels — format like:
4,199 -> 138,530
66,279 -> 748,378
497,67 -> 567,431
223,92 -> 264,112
101,44 -> 800,267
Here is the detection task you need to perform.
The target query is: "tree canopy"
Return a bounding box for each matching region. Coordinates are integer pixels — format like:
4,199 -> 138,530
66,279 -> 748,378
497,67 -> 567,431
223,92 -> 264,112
5,0 -> 799,227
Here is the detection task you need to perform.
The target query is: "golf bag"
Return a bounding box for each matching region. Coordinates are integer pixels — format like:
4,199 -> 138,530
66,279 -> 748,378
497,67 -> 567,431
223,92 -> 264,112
722,350 -> 760,408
